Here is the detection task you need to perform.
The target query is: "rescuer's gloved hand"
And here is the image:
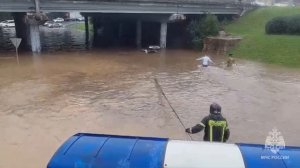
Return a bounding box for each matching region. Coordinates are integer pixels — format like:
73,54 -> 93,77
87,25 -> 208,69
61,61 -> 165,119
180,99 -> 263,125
185,128 -> 191,133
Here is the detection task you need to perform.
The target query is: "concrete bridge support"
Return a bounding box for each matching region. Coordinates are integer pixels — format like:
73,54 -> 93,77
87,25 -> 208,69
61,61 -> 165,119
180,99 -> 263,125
136,20 -> 142,48
118,22 -> 123,43
92,16 -> 99,44
89,13 -> 172,48
28,22 -> 41,53
17,0 -> 47,53
160,21 -> 168,48
13,12 -> 42,53
12,12 -> 28,50
28,0 -> 42,53
84,15 -> 89,46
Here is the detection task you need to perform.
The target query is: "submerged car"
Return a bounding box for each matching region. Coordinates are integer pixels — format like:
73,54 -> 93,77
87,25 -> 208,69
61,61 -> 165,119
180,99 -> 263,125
76,17 -> 85,21
143,45 -> 161,54
53,17 -> 64,23
48,23 -> 63,28
0,20 -> 15,28
44,21 -> 54,27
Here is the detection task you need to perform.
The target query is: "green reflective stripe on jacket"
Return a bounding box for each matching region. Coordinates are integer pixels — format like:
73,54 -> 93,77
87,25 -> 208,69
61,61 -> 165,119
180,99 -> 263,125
208,120 -> 227,142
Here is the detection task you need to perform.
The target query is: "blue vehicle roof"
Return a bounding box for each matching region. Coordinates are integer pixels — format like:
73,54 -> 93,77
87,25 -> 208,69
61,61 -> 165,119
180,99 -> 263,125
47,133 -> 168,168
48,133 -> 300,168
237,143 -> 300,168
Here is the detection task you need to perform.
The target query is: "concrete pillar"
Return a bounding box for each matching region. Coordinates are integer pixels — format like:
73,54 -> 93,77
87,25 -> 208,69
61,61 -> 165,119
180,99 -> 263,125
84,16 -> 89,45
92,16 -> 98,46
29,23 -> 41,53
12,12 -> 28,50
117,22 -> 124,46
118,22 -> 123,39
160,21 -> 168,49
34,0 -> 40,12
26,0 -> 42,53
92,17 -> 97,37
136,20 -> 142,48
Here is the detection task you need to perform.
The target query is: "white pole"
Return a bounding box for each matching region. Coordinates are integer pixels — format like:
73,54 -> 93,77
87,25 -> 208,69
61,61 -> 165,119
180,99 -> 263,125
16,47 -> 19,65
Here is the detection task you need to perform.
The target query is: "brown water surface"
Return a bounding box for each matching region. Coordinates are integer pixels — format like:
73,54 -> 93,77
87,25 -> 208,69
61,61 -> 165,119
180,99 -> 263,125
0,50 -> 300,168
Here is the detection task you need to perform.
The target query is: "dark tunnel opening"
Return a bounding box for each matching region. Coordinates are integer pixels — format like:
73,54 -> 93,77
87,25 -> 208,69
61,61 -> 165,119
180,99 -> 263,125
0,12 -> 237,51
141,21 -> 160,48
91,13 -> 193,49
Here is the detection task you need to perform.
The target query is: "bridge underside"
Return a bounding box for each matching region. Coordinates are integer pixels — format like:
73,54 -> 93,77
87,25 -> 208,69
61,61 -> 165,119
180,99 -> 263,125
90,13 -> 198,48
0,0 -> 245,52
0,0 -> 242,14
4,12 -> 235,51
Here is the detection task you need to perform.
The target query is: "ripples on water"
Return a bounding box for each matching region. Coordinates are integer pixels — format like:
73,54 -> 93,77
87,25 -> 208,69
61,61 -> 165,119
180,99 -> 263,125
0,26 -> 300,168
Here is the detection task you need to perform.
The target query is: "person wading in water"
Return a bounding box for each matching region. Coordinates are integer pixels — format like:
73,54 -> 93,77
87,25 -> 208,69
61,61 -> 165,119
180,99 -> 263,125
227,54 -> 236,68
196,53 -> 214,67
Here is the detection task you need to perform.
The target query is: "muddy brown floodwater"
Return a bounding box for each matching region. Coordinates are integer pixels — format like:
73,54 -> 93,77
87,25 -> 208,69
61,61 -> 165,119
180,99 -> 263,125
0,49 -> 300,168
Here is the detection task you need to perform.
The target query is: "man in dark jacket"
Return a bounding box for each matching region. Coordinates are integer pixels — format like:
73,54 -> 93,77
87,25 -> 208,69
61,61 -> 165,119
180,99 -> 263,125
185,103 -> 230,142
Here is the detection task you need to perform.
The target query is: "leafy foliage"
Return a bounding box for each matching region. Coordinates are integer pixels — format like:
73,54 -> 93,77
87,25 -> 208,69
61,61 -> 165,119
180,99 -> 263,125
266,15 -> 300,35
225,7 -> 300,67
187,14 -> 220,49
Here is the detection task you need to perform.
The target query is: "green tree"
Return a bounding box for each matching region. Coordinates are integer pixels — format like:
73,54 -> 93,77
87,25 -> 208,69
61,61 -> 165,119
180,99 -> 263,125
187,14 -> 220,49
203,14 -> 220,36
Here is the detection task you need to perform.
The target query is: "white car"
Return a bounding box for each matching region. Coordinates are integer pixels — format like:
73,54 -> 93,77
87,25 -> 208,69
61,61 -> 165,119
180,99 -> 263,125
44,21 -> 54,27
76,17 -> 85,21
0,20 -> 15,28
143,45 -> 161,54
48,23 -> 63,28
53,17 -> 64,23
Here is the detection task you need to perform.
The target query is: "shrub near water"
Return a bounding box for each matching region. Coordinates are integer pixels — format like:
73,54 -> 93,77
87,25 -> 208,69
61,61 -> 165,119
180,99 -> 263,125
266,15 -> 300,35
225,7 -> 300,68
187,14 -> 220,49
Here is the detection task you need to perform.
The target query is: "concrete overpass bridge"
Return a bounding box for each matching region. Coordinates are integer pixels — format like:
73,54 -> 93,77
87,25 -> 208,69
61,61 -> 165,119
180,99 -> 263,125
0,0 -> 252,53
0,0 -> 244,14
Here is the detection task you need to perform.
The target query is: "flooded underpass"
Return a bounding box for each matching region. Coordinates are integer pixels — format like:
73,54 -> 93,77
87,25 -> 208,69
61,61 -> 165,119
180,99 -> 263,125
1,23 -> 300,167
1,49 -> 300,168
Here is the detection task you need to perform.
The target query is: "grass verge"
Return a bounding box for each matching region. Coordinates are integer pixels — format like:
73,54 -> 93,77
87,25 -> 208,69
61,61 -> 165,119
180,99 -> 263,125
225,7 -> 300,68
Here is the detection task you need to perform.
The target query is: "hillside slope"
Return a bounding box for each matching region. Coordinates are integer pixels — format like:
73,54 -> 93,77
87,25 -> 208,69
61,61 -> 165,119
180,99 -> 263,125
225,7 -> 300,67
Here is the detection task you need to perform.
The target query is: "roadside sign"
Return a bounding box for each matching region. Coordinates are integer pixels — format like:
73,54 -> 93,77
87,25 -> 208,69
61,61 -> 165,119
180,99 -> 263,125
10,38 -> 22,64
10,38 -> 22,48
